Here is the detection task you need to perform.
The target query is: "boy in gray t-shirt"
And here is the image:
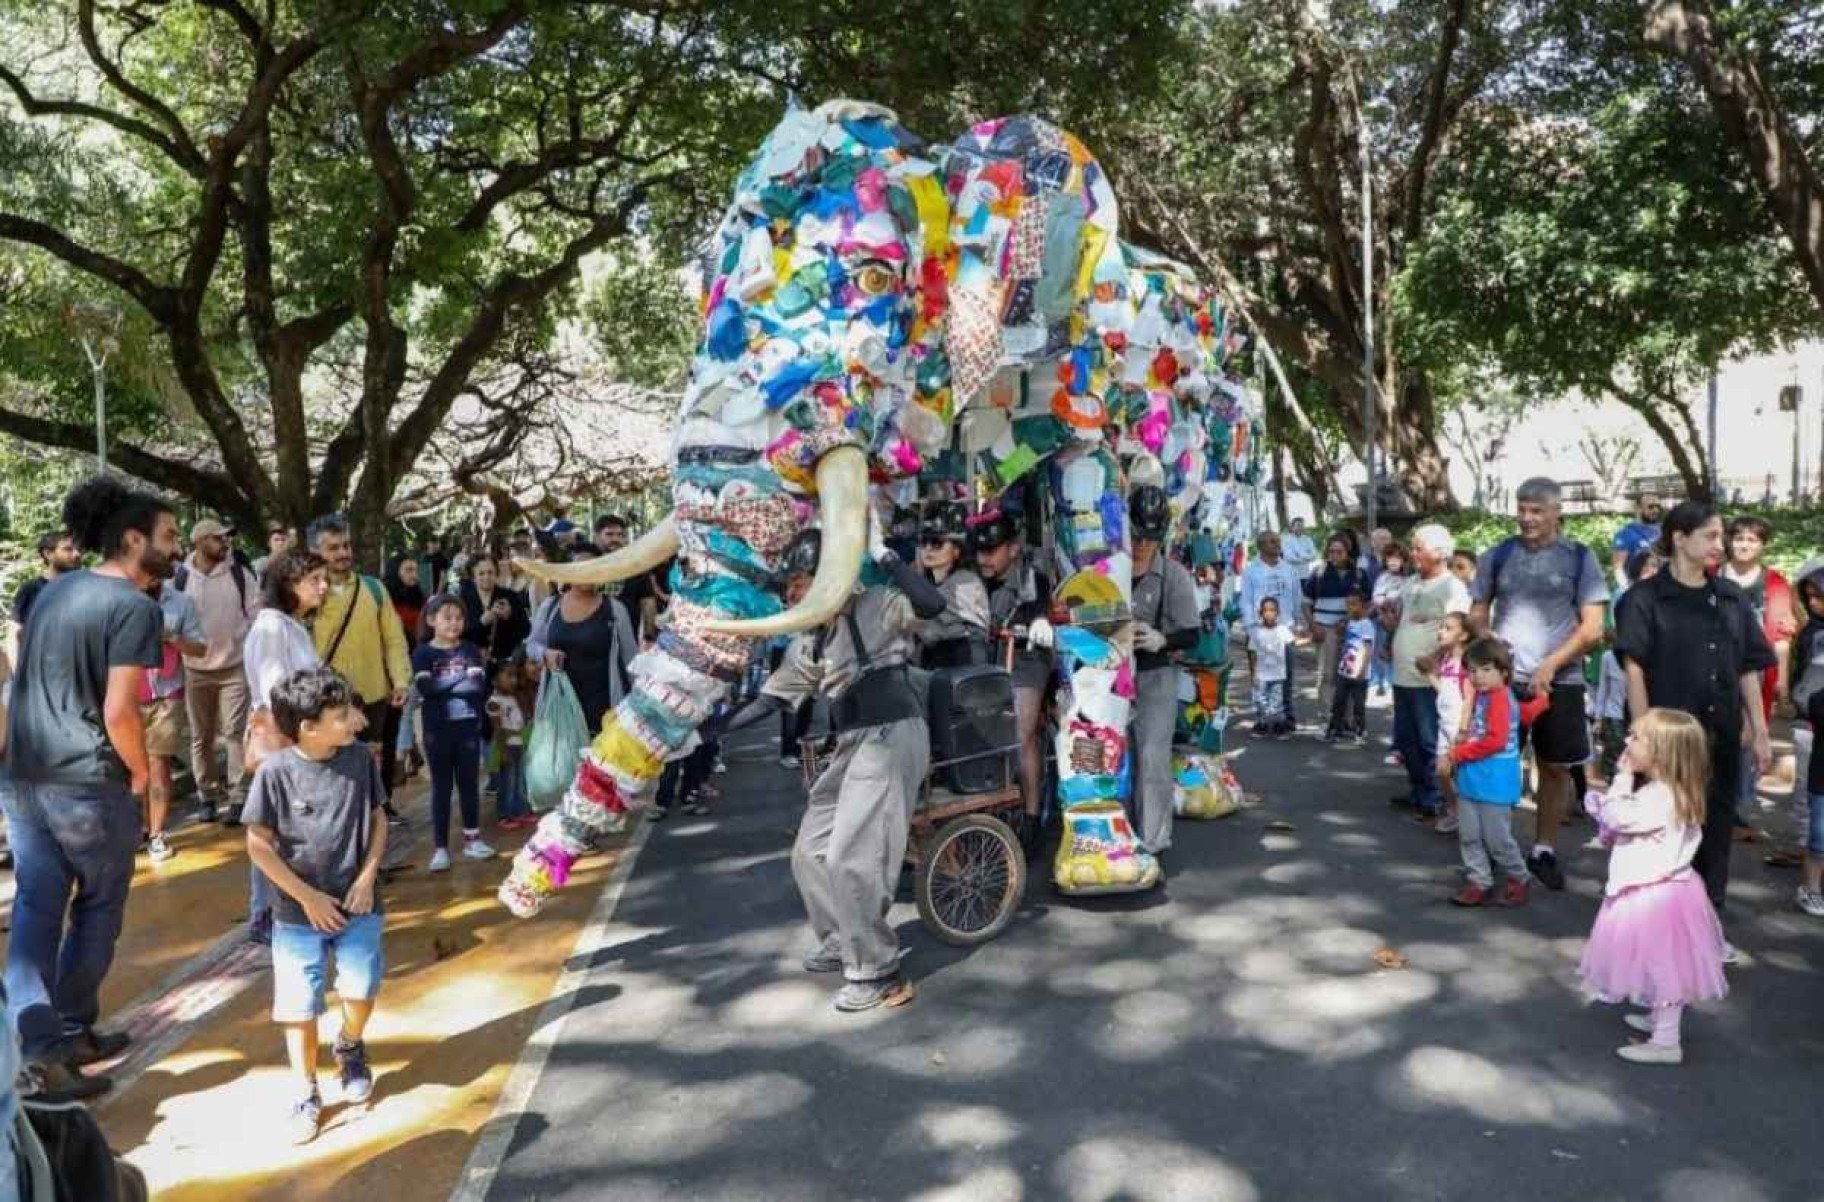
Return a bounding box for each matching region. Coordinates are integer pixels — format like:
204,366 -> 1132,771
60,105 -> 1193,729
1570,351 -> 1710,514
244,667 -> 388,1145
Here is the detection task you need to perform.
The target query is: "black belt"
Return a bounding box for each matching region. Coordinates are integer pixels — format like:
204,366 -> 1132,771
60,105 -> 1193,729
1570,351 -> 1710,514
832,665 -> 924,732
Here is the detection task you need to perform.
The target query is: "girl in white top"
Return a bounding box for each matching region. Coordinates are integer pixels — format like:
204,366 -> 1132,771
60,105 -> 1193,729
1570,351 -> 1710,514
238,548 -> 330,938
1578,708 -> 1727,1065
243,552 -> 329,717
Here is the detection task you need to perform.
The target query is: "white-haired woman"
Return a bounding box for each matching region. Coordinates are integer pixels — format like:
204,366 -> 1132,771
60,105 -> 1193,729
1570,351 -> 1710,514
1391,524 -> 1473,825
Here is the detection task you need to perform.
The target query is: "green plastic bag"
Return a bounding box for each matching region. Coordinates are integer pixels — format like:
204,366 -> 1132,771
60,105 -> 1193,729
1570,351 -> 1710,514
525,671 -> 591,810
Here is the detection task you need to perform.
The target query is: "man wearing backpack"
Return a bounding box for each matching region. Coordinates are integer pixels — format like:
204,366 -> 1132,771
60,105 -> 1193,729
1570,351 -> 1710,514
307,515 -> 412,824
176,520 -> 262,824
1470,477 -> 1608,890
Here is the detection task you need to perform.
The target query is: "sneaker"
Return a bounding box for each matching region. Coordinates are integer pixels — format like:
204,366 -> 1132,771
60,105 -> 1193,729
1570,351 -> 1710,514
833,974 -> 916,1013
335,1037 -> 374,1103
385,805 -> 408,829
714,757 -> 728,775
197,801 -> 220,824
1617,1042 -> 1683,1066
1797,886 -> 1824,917
779,756 -> 800,770
1352,734 -> 1368,748
1496,877 -> 1529,907
462,837 -> 495,861
1527,850 -> 1566,891
223,805 -> 245,828
500,815 -> 538,831
428,848 -> 452,872
248,912 -> 273,946
646,805 -> 670,823
1435,813 -> 1459,834
1450,883 -> 1490,907
1250,725 -> 1269,739
1721,941 -> 1740,967
1320,730 -> 1338,744
803,948 -> 844,974
148,833 -> 174,863
1383,752 -> 1403,766
288,1091 -> 323,1144
1412,812 -> 1440,828
65,1028 -> 131,1068
18,1059 -> 110,1103
1623,1013 -> 1656,1035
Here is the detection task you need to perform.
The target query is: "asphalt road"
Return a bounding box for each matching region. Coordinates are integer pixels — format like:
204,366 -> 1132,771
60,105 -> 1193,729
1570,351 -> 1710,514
485,676 -> 1823,1202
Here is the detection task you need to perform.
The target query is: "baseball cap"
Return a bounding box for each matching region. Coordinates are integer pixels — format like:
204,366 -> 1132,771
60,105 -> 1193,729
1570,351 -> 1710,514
190,518 -> 232,541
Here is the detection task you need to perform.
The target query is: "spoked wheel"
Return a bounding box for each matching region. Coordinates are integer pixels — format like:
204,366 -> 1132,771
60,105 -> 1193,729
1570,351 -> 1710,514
915,813 -> 1026,946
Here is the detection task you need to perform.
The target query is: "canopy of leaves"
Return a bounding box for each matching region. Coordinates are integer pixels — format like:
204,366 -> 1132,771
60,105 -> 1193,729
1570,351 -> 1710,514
1396,85 -> 1821,407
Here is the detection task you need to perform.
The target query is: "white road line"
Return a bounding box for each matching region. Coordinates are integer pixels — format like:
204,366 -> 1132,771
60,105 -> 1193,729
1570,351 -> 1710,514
449,818 -> 658,1202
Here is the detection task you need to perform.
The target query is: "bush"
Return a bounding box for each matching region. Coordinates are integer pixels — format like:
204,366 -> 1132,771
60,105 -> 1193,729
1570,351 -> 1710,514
1433,507 -> 1824,576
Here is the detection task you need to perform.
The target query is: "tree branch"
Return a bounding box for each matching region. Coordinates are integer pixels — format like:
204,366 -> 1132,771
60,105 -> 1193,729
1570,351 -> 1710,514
1400,0 -> 1468,246
76,0 -> 205,171
0,406 -> 252,520
0,63 -> 205,177
0,213 -> 175,319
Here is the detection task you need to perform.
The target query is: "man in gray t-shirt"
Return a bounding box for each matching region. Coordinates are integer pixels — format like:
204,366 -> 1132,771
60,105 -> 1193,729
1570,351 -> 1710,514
1469,477 -> 1608,890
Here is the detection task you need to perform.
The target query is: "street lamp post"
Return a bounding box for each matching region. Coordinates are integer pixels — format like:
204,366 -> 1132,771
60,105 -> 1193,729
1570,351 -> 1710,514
1361,107 -> 1376,537
69,303 -> 121,474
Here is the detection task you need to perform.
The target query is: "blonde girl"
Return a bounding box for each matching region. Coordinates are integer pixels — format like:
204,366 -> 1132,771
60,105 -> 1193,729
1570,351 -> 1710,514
1578,708 -> 1726,1065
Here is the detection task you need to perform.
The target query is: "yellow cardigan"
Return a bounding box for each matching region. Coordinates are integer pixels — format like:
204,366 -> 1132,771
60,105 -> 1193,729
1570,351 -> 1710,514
313,575 -> 412,705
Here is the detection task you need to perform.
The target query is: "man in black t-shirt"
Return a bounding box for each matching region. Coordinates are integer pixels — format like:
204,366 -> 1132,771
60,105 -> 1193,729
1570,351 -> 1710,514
5,478 -> 177,1102
7,529 -> 81,640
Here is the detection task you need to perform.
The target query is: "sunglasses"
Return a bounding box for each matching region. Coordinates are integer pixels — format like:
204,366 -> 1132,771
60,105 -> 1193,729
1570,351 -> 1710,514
920,536 -> 953,548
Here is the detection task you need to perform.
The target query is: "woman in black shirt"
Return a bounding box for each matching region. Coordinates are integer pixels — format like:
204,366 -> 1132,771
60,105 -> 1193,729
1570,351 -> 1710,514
1616,501 -> 1774,922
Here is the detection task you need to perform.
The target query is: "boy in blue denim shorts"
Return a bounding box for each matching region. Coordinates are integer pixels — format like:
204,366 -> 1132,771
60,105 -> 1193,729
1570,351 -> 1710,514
244,667 -> 389,1144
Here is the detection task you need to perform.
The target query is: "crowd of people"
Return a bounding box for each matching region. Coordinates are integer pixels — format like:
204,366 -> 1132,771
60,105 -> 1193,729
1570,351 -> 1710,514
0,468 -> 1818,1164
0,483 -> 672,1142
1238,480 -> 1816,1065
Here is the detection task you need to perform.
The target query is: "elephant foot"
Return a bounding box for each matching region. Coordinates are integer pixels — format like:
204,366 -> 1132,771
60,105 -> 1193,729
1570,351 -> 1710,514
1172,752 -> 1241,820
1051,801 -> 1162,894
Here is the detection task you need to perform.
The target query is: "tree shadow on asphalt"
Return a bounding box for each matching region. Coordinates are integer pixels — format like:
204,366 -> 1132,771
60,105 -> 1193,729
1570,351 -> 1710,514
484,668 -> 1824,1202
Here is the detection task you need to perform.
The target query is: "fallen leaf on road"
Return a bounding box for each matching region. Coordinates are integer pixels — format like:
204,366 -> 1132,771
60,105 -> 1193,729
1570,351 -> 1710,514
1372,947 -> 1409,970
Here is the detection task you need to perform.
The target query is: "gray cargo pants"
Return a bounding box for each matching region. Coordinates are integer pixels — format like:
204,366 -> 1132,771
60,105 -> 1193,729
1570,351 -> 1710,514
1130,666 -> 1179,854
792,717 -> 929,982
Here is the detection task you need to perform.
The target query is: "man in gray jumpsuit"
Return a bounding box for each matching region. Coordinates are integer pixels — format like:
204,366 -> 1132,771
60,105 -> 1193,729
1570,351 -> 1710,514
1127,485 -> 1201,860
731,531 -> 946,1012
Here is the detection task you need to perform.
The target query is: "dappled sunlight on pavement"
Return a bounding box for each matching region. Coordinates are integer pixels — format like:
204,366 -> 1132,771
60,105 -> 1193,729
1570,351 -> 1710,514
2,780 -> 624,1200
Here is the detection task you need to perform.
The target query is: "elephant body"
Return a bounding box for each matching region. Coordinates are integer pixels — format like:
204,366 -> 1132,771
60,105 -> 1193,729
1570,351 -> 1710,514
500,100 -> 1263,918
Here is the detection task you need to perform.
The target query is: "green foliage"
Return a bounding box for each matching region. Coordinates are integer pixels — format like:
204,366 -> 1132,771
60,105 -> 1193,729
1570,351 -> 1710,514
583,253 -> 698,391
1434,506 -> 1824,576
1397,86 -> 1820,410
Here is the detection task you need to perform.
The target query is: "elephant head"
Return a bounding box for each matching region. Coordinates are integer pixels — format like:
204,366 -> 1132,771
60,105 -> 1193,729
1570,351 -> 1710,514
499,100 -> 1261,915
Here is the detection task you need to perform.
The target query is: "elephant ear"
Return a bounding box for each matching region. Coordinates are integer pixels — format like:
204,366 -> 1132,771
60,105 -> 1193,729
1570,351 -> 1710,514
940,116 -> 1127,417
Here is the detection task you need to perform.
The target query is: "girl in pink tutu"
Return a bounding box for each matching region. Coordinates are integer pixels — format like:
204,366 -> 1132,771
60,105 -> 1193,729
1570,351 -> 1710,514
1579,707 -> 1727,1065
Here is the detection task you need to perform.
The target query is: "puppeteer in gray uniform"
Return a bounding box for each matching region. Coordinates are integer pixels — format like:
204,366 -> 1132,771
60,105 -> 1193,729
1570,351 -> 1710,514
730,530 -> 945,1012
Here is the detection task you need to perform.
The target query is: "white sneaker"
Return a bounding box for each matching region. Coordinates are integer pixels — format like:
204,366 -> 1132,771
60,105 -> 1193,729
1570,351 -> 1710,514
714,757 -> 728,775
779,756 -> 800,770
1623,1013 -> 1656,1035
1617,1041 -> 1683,1065
428,848 -> 452,872
147,833 -> 174,863
1435,813 -> 1459,835
462,837 -> 496,861
1721,941 -> 1740,967
1797,886 -> 1824,918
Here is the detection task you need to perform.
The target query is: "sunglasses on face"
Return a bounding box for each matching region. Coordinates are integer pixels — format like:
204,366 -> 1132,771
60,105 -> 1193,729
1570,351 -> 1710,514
920,536 -> 951,549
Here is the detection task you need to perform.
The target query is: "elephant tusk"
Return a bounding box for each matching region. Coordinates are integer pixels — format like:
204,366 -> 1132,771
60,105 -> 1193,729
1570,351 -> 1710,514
702,447 -> 868,639
512,516 -> 679,586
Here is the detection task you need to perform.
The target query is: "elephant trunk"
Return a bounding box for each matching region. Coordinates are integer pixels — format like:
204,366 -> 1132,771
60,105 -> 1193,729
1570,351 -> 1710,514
513,516 -> 680,586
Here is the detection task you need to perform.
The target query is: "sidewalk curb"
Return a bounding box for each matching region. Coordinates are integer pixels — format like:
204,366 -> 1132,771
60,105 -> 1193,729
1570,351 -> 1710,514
448,818 -> 657,1202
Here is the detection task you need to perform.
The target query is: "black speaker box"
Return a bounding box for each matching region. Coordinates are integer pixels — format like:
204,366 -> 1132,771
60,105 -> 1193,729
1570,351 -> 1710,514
926,665 -> 1017,794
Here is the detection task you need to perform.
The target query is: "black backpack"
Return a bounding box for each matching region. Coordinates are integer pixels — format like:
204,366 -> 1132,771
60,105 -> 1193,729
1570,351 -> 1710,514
173,561 -> 251,609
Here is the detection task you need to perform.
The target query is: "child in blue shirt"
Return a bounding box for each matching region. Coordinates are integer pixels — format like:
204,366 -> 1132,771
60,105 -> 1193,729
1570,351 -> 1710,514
411,594 -> 495,871
1326,590 -> 1376,744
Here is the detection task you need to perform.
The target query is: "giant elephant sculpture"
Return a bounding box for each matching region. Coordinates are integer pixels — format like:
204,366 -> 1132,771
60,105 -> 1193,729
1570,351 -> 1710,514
500,100 -> 1261,918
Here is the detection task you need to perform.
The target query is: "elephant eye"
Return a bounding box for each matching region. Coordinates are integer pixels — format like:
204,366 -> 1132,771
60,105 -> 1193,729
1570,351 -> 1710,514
851,261 -> 900,297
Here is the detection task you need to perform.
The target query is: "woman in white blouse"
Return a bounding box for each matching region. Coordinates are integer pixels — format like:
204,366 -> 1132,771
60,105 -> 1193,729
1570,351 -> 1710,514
239,548 -> 328,942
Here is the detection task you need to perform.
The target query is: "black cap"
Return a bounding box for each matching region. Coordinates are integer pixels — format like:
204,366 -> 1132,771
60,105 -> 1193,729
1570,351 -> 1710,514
967,510 -> 1021,554
919,500 -> 968,544
1129,485 -> 1171,542
780,528 -> 821,579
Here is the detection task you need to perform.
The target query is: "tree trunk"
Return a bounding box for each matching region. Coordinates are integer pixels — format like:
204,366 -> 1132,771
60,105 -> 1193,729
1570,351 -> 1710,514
1270,442 -> 1290,528
1390,374 -> 1456,513
1646,1 -> 1824,320
1613,388 -> 1711,501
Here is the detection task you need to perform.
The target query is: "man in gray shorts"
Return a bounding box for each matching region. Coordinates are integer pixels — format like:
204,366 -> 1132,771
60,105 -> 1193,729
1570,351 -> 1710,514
1470,477 -> 1608,890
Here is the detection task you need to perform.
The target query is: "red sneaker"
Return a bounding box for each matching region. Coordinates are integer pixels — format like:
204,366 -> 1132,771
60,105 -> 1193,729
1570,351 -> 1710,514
1450,883 -> 1490,907
1497,878 -> 1529,907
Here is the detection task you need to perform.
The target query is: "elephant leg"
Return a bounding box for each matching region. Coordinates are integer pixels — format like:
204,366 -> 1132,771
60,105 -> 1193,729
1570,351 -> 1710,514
1044,445 -> 1161,896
